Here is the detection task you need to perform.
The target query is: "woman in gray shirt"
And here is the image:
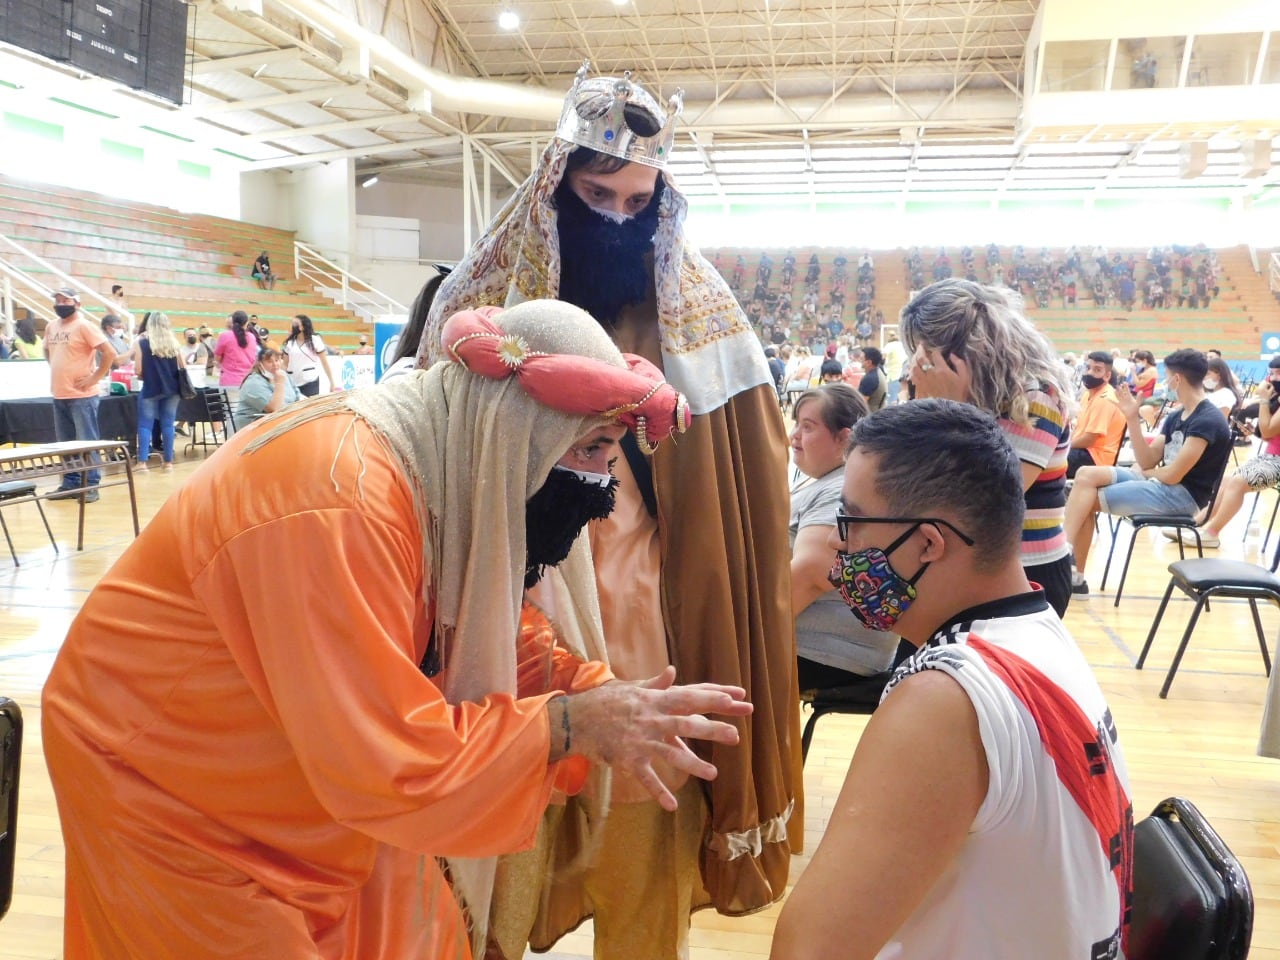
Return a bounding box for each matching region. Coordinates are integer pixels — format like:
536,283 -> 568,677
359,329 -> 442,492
789,384 -> 900,690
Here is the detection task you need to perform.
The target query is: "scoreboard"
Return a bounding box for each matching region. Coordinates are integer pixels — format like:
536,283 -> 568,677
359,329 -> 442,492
0,0 -> 190,105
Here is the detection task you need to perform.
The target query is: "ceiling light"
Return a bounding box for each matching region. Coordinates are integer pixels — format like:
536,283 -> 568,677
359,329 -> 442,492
358,174 -> 379,188
611,0 -> 628,5
498,10 -> 520,29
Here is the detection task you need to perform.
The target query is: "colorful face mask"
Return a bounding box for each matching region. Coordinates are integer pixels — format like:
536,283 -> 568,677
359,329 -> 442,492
828,525 -> 927,632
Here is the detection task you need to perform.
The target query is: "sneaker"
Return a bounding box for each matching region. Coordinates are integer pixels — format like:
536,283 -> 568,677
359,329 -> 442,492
1070,570 -> 1089,595
48,486 -> 99,502
1176,527 -> 1219,548
1160,527 -> 1181,541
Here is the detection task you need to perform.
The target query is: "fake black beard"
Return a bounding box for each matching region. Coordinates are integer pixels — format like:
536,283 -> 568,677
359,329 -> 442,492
554,177 -> 663,328
525,467 -> 620,588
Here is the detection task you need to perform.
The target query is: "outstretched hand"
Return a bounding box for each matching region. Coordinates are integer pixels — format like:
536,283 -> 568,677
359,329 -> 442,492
1115,382 -> 1139,418
555,666 -> 752,812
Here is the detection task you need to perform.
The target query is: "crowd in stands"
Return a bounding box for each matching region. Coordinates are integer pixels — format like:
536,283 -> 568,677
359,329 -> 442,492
717,243 -> 1232,364
720,250 -> 884,350
908,243 -> 1222,311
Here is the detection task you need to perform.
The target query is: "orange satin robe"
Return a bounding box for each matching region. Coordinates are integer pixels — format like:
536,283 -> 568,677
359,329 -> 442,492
42,413 -> 609,959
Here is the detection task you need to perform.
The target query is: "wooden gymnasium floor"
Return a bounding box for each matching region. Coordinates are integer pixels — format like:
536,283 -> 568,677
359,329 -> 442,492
1,449 -> 1279,959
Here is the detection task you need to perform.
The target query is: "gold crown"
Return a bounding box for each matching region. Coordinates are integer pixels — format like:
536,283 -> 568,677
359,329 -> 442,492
555,61 -> 683,169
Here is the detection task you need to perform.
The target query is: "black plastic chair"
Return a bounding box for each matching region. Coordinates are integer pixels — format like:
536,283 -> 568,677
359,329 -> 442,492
184,388 -> 232,455
0,698 -> 21,922
799,641 -> 916,764
1137,532 -> 1280,698
1130,797 -> 1253,960
1100,445 -> 1232,607
0,481 -> 57,566
799,671 -> 893,764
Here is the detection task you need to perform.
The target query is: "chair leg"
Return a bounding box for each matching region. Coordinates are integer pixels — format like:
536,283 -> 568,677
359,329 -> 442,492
1248,599 -> 1273,676
801,708 -> 821,765
1137,579 -> 1178,668
1161,598 -> 1210,698
0,512 -> 18,565
1245,491 -> 1260,543
1264,492 -> 1280,556
32,501 -> 58,556
1101,520 -> 1123,590
1113,531 -> 1141,607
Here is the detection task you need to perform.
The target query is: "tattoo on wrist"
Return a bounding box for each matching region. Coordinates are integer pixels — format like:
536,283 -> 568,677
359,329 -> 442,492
555,695 -> 571,755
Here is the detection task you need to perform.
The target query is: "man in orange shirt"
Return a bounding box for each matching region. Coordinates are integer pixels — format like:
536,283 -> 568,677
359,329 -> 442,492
44,286 -> 113,500
43,300 -> 751,960
1067,350 -> 1128,478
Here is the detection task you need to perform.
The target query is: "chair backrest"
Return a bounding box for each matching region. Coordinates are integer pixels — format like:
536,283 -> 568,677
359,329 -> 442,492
1199,439 -> 1236,520
1111,421 -> 1130,467
202,388 -> 232,427
0,698 -> 21,922
1130,797 -> 1252,960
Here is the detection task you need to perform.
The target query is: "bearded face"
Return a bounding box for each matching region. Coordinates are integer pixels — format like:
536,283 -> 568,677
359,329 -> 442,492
524,466 -> 620,588
554,169 -> 663,329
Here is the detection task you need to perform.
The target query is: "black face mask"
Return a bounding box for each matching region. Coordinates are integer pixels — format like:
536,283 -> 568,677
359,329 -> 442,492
554,175 -> 663,328
54,304 -> 77,319
186,335 -> 198,344
1081,374 -> 1106,390
524,466 -> 619,588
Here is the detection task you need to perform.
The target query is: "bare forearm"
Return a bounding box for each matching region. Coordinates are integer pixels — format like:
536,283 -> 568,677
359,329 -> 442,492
1125,413 -> 1160,470
546,695 -> 574,764
1260,404 -> 1280,440
264,380 -> 288,413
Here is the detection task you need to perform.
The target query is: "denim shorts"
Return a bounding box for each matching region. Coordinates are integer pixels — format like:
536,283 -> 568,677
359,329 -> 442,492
1097,467 -> 1200,517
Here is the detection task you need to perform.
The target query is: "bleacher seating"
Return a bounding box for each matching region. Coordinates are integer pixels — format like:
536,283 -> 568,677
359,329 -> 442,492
707,244 -> 1279,361
0,176 -> 370,350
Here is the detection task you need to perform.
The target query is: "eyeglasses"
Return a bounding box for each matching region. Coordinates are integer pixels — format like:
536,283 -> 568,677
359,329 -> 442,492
835,512 -> 976,547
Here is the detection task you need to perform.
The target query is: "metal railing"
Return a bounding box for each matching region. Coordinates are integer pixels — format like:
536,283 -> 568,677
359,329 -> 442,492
1270,252 -> 1280,295
294,241 -> 408,323
0,233 -> 134,328
0,264 -> 52,334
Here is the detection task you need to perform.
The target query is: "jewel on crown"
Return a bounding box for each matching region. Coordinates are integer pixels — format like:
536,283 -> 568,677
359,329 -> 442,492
555,60 -> 684,170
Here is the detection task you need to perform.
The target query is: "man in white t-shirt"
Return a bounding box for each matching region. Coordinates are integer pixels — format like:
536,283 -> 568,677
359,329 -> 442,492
771,398 -> 1132,960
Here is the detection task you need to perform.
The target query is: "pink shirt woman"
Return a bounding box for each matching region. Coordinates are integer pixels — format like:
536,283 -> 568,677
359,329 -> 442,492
214,329 -> 259,388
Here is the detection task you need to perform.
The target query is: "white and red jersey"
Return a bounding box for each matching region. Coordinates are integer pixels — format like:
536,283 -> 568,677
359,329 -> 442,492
877,591 -> 1132,960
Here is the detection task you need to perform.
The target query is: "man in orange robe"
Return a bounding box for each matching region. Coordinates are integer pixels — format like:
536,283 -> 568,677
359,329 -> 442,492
42,300 -> 750,959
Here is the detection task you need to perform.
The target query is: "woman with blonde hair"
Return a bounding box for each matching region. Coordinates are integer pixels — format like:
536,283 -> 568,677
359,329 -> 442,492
129,311 -> 184,471
903,278 -> 1077,615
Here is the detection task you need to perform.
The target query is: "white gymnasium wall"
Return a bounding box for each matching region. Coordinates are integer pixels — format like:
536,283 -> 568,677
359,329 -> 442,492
355,178 -> 517,261
291,160 -> 357,263
239,170 -> 295,232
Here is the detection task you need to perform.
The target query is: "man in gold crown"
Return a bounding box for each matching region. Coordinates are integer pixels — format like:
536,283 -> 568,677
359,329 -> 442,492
418,64 -> 799,960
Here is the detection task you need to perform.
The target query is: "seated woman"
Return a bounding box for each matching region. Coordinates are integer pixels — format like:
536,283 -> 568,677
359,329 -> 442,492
1165,354 -> 1280,549
789,383 -> 900,692
234,348 -> 300,431
10,317 -> 42,359
1204,356 -> 1242,420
